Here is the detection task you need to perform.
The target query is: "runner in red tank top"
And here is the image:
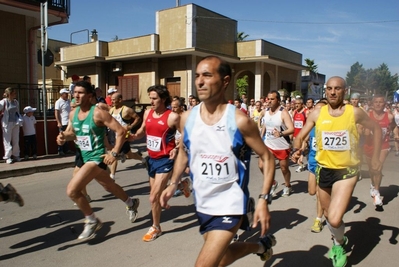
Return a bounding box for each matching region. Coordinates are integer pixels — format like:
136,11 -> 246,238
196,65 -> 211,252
363,95 -> 395,207
132,85 -> 181,242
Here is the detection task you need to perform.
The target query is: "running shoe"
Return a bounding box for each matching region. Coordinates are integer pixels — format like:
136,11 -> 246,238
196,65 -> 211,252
119,153 -> 126,163
311,218 -> 323,233
180,178 -> 191,198
395,151 -> 399,157
257,234 -> 277,261
281,186 -> 292,197
126,198 -> 140,223
142,225 -> 162,242
78,219 -> 103,240
270,180 -> 279,197
373,194 -> 383,206
370,185 -> 376,197
173,189 -> 183,197
328,236 -> 348,267
6,158 -> 13,164
295,165 -> 304,172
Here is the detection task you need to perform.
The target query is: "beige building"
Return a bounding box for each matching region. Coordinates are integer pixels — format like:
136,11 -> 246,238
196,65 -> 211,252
57,4 -> 304,103
0,0 -> 69,85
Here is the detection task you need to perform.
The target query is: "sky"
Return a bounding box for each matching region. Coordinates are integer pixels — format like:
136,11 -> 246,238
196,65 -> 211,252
48,0 -> 399,79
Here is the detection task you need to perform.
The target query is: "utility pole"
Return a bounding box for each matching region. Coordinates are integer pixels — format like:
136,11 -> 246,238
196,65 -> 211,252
41,1 -> 49,155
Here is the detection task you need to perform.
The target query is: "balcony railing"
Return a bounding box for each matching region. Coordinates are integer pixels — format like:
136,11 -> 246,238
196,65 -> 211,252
16,0 -> 70,16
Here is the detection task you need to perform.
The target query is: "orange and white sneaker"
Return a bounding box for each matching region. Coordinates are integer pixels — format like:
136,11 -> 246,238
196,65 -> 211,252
142,225 -> 162,242
373,194 -> 383,207
179,178 -> 191,198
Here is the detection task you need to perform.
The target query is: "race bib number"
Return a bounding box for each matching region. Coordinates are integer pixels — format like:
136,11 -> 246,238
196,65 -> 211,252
75,136 -> 93,151
265,129 -> 275,140
294,120 -> 303,128
311,137 -> 317,151
382,127 -> 388,140
199,154 -> 236,184
322,131 -> 350,151
147,135 -> 161,151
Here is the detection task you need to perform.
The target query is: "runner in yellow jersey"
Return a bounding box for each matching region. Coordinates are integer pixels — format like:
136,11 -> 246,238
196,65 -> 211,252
291,76 -> 382,267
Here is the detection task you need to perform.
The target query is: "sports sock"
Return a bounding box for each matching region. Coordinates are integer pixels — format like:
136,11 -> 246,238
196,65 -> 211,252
326,220 -> 345,245
125,197 -> 133,207
85,213 -> 97,223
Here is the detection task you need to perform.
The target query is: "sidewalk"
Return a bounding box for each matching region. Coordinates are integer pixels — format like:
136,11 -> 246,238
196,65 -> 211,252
0,154 -> 75,179
0,140 -> 147,179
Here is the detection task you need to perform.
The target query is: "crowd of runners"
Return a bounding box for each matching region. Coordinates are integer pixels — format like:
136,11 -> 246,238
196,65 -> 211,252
3,55 -> 398,267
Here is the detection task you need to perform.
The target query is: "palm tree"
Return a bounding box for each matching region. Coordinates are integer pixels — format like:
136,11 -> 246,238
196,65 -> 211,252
237,32 -> 249,41
305,58 -> 318,81
304,58 -> 318,73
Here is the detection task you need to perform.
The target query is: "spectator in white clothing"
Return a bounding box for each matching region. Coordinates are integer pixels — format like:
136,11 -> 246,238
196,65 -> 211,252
55,88 -> 71,156
22,106 -> 37,160
0,87 -> 22,164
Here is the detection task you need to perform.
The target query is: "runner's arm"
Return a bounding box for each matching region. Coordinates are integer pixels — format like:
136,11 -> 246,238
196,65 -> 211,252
237,112 -> 274,236
160,111 -> 190,208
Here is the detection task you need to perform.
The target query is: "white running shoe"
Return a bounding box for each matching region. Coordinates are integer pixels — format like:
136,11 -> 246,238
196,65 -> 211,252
282,186 -> 292,197
78,219 -> 102,240
373,194 -> 383,206
270,181 -> 279,197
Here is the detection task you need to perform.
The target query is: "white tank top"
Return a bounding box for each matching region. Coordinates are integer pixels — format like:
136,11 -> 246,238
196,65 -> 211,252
263,107 -> 290,150
183,103 -> 250,216
394,110 -> 399,126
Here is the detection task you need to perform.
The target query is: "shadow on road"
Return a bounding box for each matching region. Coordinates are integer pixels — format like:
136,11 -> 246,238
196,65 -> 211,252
265,245 -> 331,266
0,208 -> 102,260
345,217 -> 398,266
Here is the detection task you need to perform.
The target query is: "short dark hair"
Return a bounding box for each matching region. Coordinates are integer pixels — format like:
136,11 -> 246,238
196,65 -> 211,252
75,81 -> 94,95
200,56 -> 232,80
268,90 -> 281,101
147,85 -> 171,107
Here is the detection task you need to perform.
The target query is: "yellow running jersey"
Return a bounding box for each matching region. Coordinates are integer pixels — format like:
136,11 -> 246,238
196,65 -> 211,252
315,105 -> 359,169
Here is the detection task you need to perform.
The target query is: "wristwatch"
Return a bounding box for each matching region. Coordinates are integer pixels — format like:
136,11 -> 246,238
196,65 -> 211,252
259,194 -> 272,204
111,151 -> 119,157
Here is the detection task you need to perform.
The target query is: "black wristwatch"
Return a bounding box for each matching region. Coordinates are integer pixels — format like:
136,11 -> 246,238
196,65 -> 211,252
111,151 -> 119,157
259,194 -> 272,204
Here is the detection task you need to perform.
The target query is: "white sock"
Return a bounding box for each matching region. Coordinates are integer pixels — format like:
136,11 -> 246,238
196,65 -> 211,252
316,217 -> 322,221
125,197 -> 133,207
85,213 -> 96,223
110,174 -> 115,179
326,220 -> 345,245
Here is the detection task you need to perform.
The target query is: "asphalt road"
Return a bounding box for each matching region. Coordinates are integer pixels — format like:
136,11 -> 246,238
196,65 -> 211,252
0,152 -> 398,267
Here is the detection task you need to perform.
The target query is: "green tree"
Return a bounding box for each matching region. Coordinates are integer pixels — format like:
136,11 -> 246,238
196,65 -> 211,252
304,58 -> 318,73
373,63 -> 398,98
237,32 -> 249,41
236,75 -> 248,97
346,62 -> 398,98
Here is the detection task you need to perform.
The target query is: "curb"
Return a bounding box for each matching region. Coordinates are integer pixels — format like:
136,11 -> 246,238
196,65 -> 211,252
0,161 -> 75,179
